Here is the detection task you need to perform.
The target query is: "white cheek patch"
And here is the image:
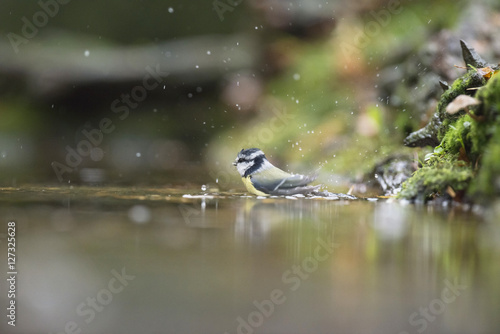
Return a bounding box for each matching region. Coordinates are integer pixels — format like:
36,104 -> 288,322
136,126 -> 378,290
237,161 -> 254,176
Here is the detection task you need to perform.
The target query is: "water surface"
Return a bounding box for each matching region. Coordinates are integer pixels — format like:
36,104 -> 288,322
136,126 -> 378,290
0,186 -> 499,334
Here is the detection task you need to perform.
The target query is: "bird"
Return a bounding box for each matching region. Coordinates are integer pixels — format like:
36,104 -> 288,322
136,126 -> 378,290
233,148 -> 320,196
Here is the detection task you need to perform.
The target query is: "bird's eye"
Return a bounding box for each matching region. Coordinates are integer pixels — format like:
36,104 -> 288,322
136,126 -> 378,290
238,158 -> 244,163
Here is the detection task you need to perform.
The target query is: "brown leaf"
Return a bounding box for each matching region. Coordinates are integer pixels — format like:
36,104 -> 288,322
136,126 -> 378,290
446,95 -> 481,115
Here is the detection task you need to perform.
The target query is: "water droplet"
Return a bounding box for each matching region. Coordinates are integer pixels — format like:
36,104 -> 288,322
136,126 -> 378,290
201,185 -> 207,191
136,152 -> 141,158
168,7 -> 174,13
84,50 -> 90,57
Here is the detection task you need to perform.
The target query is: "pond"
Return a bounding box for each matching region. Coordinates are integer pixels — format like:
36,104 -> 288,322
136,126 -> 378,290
0,186 -> 499,334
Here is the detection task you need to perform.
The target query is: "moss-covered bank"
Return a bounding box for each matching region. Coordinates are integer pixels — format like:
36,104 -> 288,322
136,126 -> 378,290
399,57 -> 500,202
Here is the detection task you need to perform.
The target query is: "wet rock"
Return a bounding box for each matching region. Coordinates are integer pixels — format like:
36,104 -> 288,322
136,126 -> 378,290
403,42 -> 491,148
399,60 -> 500,202
460,40 -> 490,69
372,156 -> 416,196
439,80 -> 451,92
379,3 -> 500,148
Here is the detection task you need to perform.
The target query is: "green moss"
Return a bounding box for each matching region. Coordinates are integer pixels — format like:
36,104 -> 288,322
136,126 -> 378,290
468,75 -> 500,198
403,70 -> 485,148
438,71 -> 486,140
470,126 -> 500,197
441,114 -> 479,158
399,73 -> 500,201
475,70 -> 500,119
398,161 -> 472,200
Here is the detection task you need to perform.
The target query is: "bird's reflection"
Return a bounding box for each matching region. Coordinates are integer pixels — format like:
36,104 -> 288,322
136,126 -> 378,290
233,199 -> 338,261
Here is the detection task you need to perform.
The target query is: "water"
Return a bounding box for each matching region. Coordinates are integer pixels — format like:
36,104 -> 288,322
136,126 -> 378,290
0,186 -> 499,334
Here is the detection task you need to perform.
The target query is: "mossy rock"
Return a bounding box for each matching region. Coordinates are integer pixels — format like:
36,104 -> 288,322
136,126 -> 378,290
399,73 -> 500,202
403,70 -> 485,148
468,74 -> 500,198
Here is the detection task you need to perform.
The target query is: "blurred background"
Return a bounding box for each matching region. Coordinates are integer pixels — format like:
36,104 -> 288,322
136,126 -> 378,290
2,3 -> 500,334
1,0 -> 499,192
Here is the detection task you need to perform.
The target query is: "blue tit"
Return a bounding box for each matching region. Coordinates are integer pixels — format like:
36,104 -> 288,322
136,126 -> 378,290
233,148 -> 320,196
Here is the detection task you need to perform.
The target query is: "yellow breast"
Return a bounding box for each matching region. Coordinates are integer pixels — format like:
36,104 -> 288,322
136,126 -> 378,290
241,176 -> 268,196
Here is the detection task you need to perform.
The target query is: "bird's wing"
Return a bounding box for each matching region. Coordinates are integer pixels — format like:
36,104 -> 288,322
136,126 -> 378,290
268,184 -> 321,196
278,173 -> 317,189
250,168 -> 318,195
249,168 -> 291,193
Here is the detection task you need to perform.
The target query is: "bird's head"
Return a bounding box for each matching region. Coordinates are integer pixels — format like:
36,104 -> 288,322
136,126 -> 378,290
233,148 -> 267,177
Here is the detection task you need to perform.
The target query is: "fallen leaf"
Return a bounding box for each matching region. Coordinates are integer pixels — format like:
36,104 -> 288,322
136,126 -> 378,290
446,95 -> 481,115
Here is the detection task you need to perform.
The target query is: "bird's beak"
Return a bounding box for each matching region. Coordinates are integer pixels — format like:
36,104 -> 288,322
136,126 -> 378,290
232,161 -> 237,166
